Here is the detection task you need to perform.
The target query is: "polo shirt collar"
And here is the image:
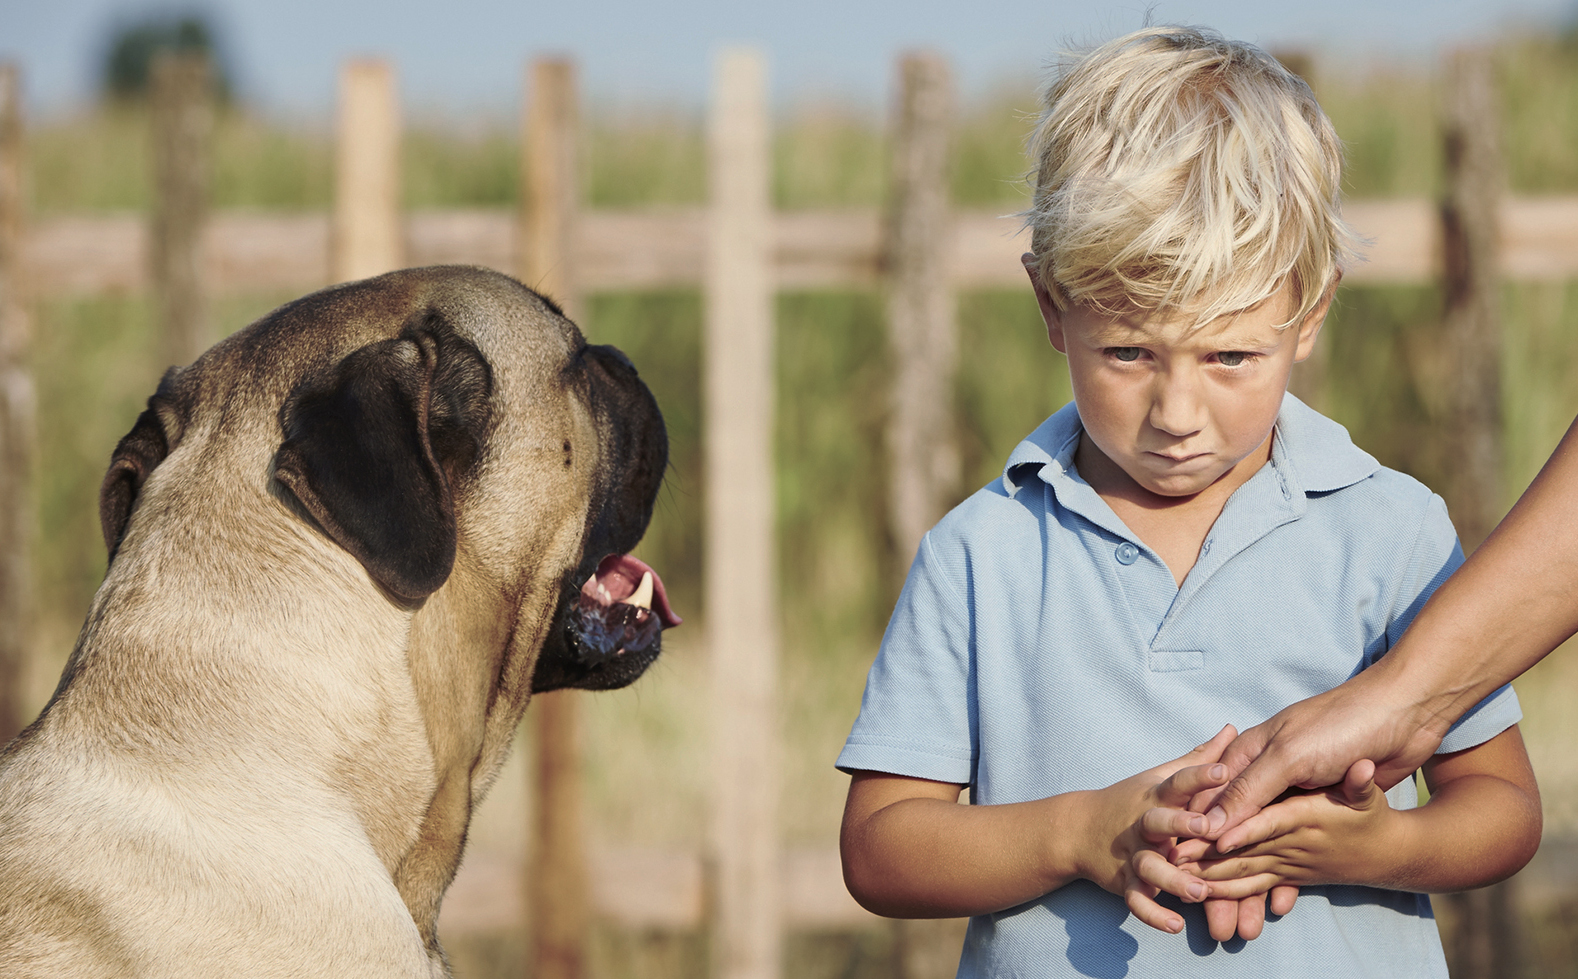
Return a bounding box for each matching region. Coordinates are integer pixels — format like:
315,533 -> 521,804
1000,393 -> 1381,505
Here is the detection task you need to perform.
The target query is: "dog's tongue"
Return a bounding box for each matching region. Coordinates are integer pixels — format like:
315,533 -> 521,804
580,553 -> 682,627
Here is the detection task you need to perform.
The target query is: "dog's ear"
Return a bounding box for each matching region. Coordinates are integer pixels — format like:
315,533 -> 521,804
274,313 -> 494,601
99,404 -> 172,564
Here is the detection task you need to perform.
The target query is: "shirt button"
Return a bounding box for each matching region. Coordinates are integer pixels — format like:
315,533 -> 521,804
1115,542 -> 1140,565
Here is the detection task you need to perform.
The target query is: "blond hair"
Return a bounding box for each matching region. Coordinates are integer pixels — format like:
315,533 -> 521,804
1025,26 -> 1359,327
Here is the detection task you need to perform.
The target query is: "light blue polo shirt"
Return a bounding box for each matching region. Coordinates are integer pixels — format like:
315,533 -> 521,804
837,395 -> 1521,979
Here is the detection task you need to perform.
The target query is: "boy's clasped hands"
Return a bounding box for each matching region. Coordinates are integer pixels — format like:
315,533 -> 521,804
1102,725 -> 1397,941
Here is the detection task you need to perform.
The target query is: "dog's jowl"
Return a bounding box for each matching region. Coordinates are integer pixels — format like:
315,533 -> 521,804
0,267 -> 678,979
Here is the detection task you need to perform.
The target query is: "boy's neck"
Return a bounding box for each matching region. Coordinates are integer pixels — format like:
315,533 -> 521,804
1073,432 -> 1274,586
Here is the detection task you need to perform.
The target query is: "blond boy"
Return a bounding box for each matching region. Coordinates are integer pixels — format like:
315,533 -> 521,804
837,26 -> 1539,976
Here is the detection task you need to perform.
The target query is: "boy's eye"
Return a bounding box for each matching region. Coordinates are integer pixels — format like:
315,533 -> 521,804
1218,351 -> 1249,367
1109,347 -> 1142,362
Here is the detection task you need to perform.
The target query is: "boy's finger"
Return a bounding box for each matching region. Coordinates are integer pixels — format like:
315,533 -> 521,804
1193,854 -> 1275,880
1203,897 -> 1239,942
1199,872 -> 1282,899
1237,893 -> 1267,940
1191,724 -> 1238,759
1131,849 -> 1209,903
1124,880 -> 1185,935
1169,836 -> 1213,865
1155,762 -> 1231,810
1215,801 -> 1294,853
1139,806 -> 1209,842
1269,884 -> 1300,916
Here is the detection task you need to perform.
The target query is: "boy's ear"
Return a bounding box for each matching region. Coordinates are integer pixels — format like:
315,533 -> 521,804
1293,273 -> 1341,364
1023,252 -> 1069,354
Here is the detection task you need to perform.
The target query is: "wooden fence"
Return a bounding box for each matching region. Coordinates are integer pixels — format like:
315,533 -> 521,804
21,196 -> 1578,296
0,44 -> 1567,979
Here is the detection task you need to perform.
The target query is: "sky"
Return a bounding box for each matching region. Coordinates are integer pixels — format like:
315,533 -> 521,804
1,0 -> 1573,118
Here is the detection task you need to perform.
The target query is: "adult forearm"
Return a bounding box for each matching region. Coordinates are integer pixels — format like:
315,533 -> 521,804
1382,414 -> 1578,729
840,793 -> 1090,918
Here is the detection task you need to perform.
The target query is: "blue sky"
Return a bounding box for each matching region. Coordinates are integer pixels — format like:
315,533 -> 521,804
2,0 -> 1572,117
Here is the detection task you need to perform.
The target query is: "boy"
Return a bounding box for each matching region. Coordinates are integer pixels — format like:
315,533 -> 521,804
836,26 -> 1540,977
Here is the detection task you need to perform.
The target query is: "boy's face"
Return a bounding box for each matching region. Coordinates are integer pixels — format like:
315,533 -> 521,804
1025,258 -> 1332,500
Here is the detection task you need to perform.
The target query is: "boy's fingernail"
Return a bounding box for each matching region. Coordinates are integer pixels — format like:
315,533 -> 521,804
1188,815 -> 1207,835
1187,882 -> 1207,901
1208,764 -> 1226,781
1207,806 -> 1227,833
1169,917 -> 1184,933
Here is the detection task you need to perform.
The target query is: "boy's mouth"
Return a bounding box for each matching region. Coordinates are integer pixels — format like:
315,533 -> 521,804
1146,450 -> 1208,464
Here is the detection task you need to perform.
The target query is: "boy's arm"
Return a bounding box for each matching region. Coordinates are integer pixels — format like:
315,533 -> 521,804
840,727 -> 1236,933
1187,725 -> 1540,895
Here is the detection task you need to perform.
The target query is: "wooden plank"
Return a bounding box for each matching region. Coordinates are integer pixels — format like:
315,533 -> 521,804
25,213 -> 146,294
406,208 -> 511,271
706,46 -> 781,979
0,62 -> 31,745
950,210 -> 1030,286
576,208 -> 704,290
23,197 -> 1578,297
439,846 -> 877,935
777,209 -> 882,287
1502,197 -> 1578,280
1343,199 -> 1437,283
208,212 -> 329,292
521,57 -> 590,979
332,59 -> 401,283
885,51 -> 959,573
149,52 -> 211,367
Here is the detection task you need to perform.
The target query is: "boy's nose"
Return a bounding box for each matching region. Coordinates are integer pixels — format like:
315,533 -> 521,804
1149,371 -> 1207,437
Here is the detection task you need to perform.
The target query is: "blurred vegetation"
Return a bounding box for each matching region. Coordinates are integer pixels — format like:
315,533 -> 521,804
100,13 -> 232,101
18,29 -> 1578,978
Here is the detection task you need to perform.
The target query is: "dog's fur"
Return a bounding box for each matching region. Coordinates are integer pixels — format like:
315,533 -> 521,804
0,267 -> 669,977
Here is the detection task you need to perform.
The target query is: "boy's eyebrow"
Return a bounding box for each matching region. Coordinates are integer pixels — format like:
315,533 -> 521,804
1082,320 -> 1279,350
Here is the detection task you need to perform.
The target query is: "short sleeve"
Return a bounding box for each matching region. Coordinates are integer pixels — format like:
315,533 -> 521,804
1384,493 -> 1522,754
835,530 -> 977,783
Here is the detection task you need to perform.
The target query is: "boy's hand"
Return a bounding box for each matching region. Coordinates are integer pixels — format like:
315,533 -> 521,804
1080,726 -> 1236,935
1175,760 -> 1397,899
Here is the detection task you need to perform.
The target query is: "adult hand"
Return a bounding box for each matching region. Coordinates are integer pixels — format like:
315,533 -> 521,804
1203,668 -> 1444,854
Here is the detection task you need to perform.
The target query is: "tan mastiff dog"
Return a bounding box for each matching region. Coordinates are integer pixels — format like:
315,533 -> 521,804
0,266 -> 680,977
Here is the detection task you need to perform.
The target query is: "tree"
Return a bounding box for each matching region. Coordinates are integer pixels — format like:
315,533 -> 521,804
101,14 -> 231,101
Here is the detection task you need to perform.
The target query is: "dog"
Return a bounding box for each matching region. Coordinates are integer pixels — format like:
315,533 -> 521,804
0,266 -> 680,977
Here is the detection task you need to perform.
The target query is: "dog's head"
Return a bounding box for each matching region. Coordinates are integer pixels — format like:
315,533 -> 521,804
97,266 -> 677,695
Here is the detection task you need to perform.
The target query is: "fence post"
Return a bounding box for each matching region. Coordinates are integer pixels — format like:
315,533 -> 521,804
706,47 -> 780,979
520,58 -> 579,314
520,56 -> 589,979
1436,46 -> 1519,979
0,64 -> 31,745
333,59 -> 401,283
1272,49 -> 1329,412
150,52 -> 211,368
884,50 -> 957,577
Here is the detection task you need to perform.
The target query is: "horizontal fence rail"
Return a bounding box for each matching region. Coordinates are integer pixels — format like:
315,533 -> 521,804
25,197 -> 1578,299
440,846 -> 876,936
